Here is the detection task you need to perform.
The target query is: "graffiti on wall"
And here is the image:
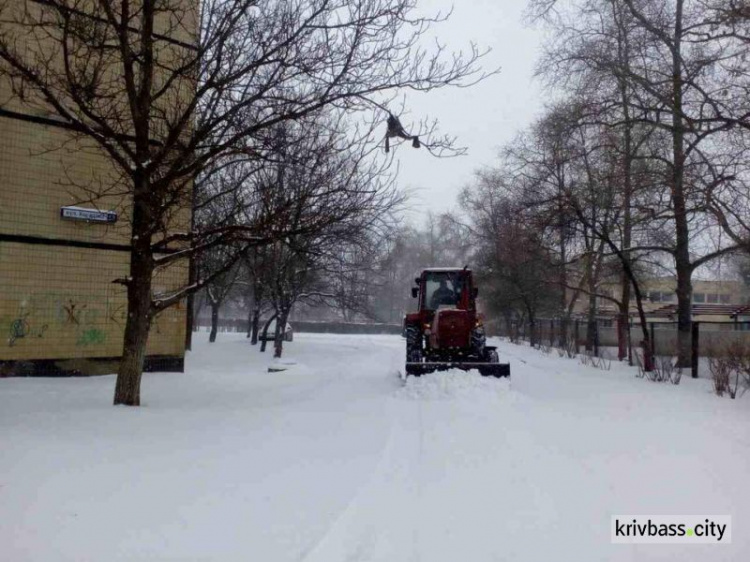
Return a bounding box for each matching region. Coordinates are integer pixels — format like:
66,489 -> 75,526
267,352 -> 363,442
61,300 -> 86,325
77,328 -> 106,346
4,290 -> 180,353
5,294 -> 107,348
7,308 -> 48,347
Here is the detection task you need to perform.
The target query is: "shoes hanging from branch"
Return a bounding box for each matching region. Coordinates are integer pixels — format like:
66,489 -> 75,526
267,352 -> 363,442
385,113 -> 420,153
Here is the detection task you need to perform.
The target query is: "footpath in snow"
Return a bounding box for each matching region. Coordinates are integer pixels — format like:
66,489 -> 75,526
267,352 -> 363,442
1,333 -> 748,561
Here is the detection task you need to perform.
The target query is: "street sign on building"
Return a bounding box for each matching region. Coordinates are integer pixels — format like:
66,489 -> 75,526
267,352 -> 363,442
60,206 -> 117,223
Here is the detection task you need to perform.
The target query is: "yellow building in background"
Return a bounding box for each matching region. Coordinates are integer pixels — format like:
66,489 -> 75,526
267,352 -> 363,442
570,276 -> 750,322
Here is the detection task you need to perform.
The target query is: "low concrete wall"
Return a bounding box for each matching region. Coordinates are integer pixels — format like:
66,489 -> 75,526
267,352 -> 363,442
196,319 -> 402,335
292,321 -> 402,335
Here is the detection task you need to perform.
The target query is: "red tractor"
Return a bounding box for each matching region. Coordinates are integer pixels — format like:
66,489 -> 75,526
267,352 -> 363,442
403,267 -> 510,377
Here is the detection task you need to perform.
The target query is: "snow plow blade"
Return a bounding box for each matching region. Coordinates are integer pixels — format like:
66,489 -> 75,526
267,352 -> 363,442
405,362 -> 510,378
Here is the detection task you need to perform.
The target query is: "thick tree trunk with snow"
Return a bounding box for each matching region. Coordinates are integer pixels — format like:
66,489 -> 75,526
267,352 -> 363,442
114,281 -> 152,406
114,197 -> 154,406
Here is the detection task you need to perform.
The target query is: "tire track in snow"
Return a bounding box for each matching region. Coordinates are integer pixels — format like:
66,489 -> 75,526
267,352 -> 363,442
299,394 -> 429,562
298,400 -> 400,562
299,371 -> 516,562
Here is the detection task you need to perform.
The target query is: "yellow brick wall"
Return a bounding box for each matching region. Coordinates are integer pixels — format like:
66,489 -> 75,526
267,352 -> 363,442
0,106 -> 190,364
0,1 -> 195,366
0,117 -> 131,245
0,241 -> 187,361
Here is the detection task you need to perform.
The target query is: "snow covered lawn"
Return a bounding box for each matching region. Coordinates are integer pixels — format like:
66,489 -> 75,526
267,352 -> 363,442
1,333 -> 748,561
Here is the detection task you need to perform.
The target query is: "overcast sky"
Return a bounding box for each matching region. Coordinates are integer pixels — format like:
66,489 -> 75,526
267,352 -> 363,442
394,0 -> 546,223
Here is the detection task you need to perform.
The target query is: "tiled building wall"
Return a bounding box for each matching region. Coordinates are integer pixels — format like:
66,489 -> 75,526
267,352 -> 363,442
0,242 -> 187,362
0,1 -> 194,372
0,117 -> 132,245
0,116 -> 189,368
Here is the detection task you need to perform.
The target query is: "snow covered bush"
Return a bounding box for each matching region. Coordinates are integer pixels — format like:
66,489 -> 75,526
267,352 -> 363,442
579,351 -> 611,371
710,357 -> 731,398
709,340 -> 750,399
635,353 -> 680,384
555,337 -> 578,359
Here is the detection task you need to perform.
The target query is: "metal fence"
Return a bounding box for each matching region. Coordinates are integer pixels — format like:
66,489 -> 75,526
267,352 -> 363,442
487,317 -> 750,378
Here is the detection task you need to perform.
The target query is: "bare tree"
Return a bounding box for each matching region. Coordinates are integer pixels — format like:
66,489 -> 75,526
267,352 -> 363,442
457,171 -> 561,346
530,0 -> 743,370
255,111 -> 403,357
0,0 -> 491,404
199,246 -> 242,342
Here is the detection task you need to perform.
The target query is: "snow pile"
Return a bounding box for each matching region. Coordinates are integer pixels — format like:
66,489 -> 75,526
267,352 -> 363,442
398,369 -> 511,401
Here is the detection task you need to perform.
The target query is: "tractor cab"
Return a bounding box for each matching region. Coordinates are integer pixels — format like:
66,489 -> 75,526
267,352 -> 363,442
412,268 -> 477,311
403,268 -> 509,378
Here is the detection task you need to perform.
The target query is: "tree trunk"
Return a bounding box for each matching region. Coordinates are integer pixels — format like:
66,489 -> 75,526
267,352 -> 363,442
558,179 -> 568,349
250,306 -> 261,345
193,294 -> 204,332
209,301 -> 220,343
250,283 -> 263,345
617,304 -> 628,362
528,315 -> 537,348
675,272 -> 692,366
586,290 -> 597,352
614,0 -> 633,365
114,280 -> 152,405
185,292 -> 194,351
114,206 -> 154,406
617,81 -> 633,362
274,309 -> 289,358
260,313 -> 276,353
671,0 -> 692,368
251,305 -> 255,338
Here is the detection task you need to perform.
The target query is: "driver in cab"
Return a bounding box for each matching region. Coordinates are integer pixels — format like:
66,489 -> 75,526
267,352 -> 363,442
430,278 -> 458,309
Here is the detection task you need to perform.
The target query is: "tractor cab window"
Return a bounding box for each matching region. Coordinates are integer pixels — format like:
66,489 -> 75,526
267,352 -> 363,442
424,272 -> 464,309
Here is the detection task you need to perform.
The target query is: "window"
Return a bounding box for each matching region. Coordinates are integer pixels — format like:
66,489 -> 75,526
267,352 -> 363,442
707,293 -> 718,304
424,271 -> 464,310
648,291 -> 674,303
720,294 -> 730,304
693,293 -> 705,303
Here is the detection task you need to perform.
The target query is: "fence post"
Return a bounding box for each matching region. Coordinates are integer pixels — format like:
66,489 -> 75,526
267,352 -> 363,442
574,319 -> 580,355
691,322 -> 700,379
550,319 -> 555,346
594,320 -> 600,357
627,316 -> 633,366
649,322 -> 656,358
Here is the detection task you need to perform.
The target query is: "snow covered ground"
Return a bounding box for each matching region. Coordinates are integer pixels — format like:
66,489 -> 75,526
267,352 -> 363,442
2,333 -> 748,561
